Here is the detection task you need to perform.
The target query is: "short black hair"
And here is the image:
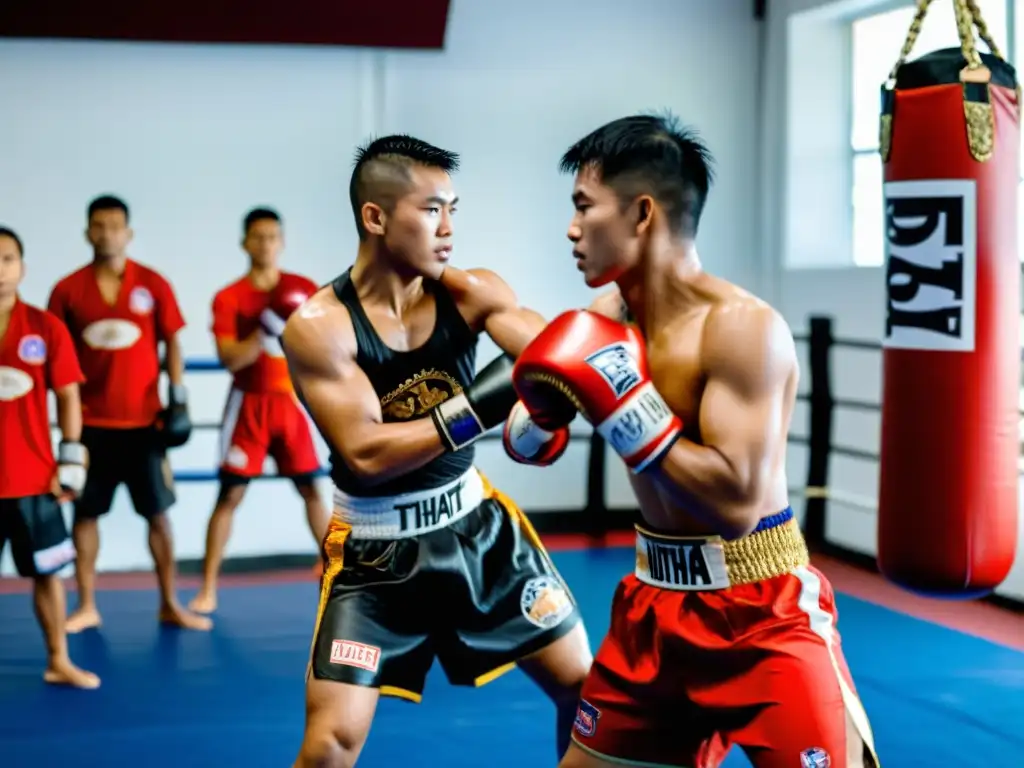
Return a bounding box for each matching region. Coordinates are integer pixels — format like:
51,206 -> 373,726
0,226 -> 23,257
349,134 -> 460,240
87,194 -> 130,223
559,112 -> 714,238
243,207 -> 281,234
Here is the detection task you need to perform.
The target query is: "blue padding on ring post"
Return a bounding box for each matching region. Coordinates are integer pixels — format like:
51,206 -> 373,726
184,358 -> 225,372
173,467 -> 329,482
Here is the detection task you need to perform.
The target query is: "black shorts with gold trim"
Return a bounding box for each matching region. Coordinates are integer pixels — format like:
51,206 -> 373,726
308,472 -> 581,702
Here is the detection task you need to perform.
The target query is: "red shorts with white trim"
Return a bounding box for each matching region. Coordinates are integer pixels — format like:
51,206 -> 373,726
571,512 -> 879,768
219,389 -> 320,479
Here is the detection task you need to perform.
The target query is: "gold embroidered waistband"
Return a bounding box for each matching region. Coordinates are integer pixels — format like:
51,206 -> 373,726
635,517 -> 810,591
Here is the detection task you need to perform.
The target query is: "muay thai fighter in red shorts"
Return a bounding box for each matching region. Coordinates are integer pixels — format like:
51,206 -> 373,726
190,208 -> 328,614
508,114 -> 880,768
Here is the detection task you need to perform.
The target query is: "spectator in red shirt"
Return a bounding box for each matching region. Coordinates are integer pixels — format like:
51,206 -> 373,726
189,208 -> 327,614
0,226 -> 99,688
47,195 -> 211,633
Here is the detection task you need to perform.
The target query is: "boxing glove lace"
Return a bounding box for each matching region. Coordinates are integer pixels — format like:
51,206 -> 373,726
432,354 -> 519,452
513,310 -> 681,473
503,400 -> 570,466
57,440 -> 88,496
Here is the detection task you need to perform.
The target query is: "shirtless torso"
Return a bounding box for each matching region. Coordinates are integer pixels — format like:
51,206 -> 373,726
586,271 -> 799,539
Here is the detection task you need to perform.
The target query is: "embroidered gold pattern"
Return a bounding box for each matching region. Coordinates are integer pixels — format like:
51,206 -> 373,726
380,368 -> 463,420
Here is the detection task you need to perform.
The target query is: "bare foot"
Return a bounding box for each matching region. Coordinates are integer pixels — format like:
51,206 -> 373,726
187,592 -> 217,614
65,607 -> 102,634
44,661 -> 101,689
159,604 -> 213,631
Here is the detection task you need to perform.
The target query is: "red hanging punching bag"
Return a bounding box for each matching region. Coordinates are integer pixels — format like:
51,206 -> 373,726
877,2 -> 1020,597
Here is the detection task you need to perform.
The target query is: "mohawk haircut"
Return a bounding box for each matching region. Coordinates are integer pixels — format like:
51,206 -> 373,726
559,112 -> 714,238
349,134 -> 460,241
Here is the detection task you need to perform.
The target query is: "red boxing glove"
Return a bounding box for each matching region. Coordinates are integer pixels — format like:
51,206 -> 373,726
271,285 -> 311,319
260,284 -> 313,356
513,310 -> 681,473
503,401 -> 570,466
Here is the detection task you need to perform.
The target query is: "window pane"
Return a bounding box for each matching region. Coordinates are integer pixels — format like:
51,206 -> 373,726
852,152 -> 884,267
1019,180 -> 1024,263
1017,0 -> 1024,179
851,0 -> 1008,152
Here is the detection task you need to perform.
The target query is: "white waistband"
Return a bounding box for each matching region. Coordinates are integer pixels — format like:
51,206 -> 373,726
635,530 -> 731,591
332,468 -> 484,540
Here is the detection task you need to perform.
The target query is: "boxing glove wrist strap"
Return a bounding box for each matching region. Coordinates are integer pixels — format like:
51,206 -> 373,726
432,393 -> 487,451
508,416 -> 556,458
259,308 -> 287,336
503,400 -> 570,467
58,440 -> 87,465
595,381 -> 681,473
57,440 -> 88,494
169,383 -> 188,406
432,353 -> 518,452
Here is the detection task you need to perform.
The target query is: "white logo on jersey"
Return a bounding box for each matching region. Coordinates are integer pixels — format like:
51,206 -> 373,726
129,286 -> 154,315
18,334 -> 47,365
0,366 -> 34,401
82,319 -> 142,351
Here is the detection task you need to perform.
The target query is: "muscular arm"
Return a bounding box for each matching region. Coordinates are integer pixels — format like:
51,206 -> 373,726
445,268 -> 547,358
54,383 -> 83,442
650,304 -> 796,539
282,301 -> 446,487
216,332 -> 263,373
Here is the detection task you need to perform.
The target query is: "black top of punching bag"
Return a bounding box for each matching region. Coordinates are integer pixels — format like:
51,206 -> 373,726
895,47 -> 1018,89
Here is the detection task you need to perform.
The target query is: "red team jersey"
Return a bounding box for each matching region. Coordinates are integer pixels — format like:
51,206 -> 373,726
0,299 -> 84,498
211,272 -> 318,394
47,260 -> 185,429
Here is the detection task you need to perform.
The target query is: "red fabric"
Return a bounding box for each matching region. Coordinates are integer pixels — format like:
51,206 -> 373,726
211,273 -> 318,394
47,260 -> 184,429
220,390 -> 320,478
0,0 -> 450,49
514,310 -> 681,469
878,82 -> 1020,595
572,566 -> 872,767
0,299 -> 84,498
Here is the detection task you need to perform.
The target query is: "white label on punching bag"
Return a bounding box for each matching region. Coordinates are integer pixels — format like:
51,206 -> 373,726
882,179 -> 976,352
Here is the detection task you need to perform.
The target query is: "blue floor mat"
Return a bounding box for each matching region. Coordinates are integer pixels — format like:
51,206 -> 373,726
0,547 -> 1021,767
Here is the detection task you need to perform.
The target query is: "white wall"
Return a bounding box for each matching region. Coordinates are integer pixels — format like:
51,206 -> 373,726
763,0 -> 1024,600
0,0 -> 762,574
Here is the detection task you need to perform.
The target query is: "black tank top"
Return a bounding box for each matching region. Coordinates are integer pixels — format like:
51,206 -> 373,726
330,268 -> 479,497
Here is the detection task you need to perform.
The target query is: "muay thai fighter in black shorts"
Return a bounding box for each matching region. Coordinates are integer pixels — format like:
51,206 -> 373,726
282,135 -> 593,767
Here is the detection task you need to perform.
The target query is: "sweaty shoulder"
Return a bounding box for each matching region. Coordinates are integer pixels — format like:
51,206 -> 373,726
440,267 -> 517,324
281,284 -> 356,374
702,296 -> 796,383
